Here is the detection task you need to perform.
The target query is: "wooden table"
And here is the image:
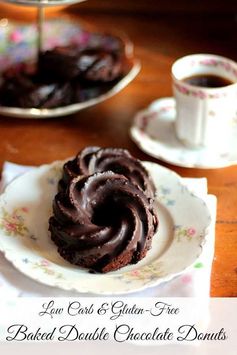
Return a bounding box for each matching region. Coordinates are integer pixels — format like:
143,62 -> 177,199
0,6 -> 236,296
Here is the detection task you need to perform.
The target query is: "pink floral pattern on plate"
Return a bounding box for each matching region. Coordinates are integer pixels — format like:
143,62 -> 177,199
115,262 -> 165,284
174,225 -> 197,242
0,207 -> 29,237
32,259 -> 64,279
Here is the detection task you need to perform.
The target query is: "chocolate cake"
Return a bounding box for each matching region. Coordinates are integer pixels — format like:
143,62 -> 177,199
49,147 -> 159,273
39,47 -> 123,83
60,146 -> 156,198
0,41 -> 126,109
0,63 -> 73,108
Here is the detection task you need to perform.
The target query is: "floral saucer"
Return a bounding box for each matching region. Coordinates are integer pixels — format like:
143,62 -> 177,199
130,97 -> 237,169
0,161 -> 211,294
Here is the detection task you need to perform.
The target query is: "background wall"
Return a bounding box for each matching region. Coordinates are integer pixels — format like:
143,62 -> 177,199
74,0 -> 237,14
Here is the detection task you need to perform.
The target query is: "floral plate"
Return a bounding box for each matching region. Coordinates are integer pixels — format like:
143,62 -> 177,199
0,18 -> 140,118
130,97 -> 237,169
0,161 -> 211,294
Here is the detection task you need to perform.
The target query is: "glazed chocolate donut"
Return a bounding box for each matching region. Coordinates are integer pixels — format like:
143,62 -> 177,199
38,46 -> 81,82
78,49 -> 123,82
0,34 -> 126,109
38,44 -> 123,83
49,171 -> 158,273
60,147 -> 156,199
0,62 -> 73,108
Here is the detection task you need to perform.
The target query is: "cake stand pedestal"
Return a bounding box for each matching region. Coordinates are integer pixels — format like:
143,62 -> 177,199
0,0 -> 87,57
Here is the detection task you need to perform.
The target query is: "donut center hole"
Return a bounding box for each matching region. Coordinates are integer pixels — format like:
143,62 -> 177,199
92,201 -> 122,227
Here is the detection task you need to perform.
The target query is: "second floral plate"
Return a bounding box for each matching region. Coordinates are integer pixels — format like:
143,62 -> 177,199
0,160 -> 211,294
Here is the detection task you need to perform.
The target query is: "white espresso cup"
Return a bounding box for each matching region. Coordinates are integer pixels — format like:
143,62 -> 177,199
172,54 -> 237,149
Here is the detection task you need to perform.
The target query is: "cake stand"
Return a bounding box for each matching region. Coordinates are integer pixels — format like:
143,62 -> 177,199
0,0 -> 140,118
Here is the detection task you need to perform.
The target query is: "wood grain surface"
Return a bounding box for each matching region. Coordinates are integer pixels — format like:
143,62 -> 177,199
0,5 -> 236,296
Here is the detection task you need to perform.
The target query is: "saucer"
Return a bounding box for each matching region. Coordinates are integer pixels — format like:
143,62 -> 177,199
130,97 -> 237,169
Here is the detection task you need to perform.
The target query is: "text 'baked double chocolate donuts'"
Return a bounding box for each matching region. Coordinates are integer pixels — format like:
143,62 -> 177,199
49,147 -> 159,273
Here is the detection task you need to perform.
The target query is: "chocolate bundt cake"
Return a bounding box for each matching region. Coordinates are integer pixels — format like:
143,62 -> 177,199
0,62 -> 73,108
39,47 -> 123,83
49,147 -> 158,273
60,146 -> 156,199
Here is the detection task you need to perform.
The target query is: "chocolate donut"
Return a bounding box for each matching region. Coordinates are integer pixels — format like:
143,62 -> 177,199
39,45 -> 123,83
78,49 -> 123,82
49,171 -> 158,273
0,62 -> 73,108
38,46 -> 81,82
0,35 -> 126,109
60,147 -> 156,199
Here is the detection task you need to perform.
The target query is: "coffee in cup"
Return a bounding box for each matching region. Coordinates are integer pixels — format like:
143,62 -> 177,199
172,54 -> 237,149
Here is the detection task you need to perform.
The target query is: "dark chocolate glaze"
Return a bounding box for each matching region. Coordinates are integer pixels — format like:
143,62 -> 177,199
0,62 -> 73,108
38,47 -> 123,83
61,147 -> 156,199
78,49 -> 122,82
49,171 -> 158,272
